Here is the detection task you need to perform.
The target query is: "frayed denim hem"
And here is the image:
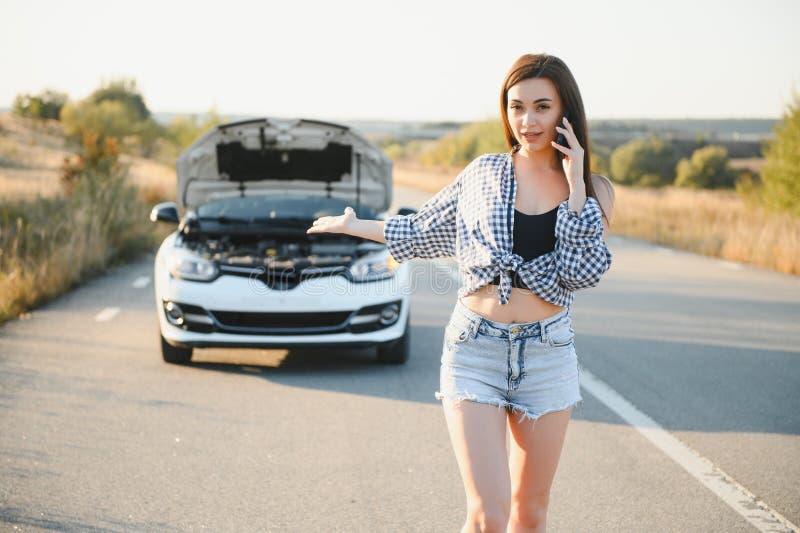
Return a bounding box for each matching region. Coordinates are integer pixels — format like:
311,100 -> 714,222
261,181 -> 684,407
435,390 -> 584,430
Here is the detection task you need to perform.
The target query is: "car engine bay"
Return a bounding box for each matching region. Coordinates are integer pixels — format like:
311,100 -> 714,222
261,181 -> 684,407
176,230 -> 383,270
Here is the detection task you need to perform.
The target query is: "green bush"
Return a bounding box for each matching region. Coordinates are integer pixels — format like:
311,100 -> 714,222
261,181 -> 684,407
419,119 -> 506,167
376,139 -> 427,163
59,79 -> 163,157
591,144 -> 611,176
131,115 -> 164,158
12,89 -> 68,120
759,90 -> 800,216
61,99 -> 140,145
148,109 -> 227,164
674,145 -> 737,189
60,100 -> 163,157
381,141 -> 406,162
638,173 -> 668,187
165,109 -> 225,149
610,136 -> 679,187
88,78 -> 151,121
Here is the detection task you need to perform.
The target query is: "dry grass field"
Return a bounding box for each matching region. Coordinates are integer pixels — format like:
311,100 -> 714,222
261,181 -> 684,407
612,186 -> 799,274
0,113 -> 174,324
0,112 -> 175,202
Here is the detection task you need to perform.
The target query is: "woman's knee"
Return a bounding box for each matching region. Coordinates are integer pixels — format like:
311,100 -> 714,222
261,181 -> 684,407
465,500 -> 510,533
509,493 -> 549,529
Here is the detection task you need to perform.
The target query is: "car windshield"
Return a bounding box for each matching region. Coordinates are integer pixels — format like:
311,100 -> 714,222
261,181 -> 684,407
196,195 -> 378,222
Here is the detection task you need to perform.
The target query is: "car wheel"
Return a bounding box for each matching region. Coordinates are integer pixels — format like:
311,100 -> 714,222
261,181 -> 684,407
160,334 -> 193,365
375,315 -> 410,365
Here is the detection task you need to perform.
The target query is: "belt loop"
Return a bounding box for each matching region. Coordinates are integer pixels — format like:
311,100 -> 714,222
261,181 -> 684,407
539,319 -> 547,344
471,318 -> 481,338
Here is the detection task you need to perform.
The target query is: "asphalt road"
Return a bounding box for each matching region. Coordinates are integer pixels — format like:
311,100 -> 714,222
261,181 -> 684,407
1,183 -> 798,532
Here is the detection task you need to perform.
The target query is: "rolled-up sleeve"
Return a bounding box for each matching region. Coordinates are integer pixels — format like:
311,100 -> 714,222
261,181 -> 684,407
383,177 -> 460,262
554,196 -> 612,290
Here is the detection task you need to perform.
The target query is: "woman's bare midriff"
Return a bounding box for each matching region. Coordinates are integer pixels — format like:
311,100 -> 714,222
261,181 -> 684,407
459,283 -> 566,324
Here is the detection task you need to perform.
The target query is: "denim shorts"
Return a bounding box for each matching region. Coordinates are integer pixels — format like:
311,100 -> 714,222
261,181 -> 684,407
434,298 -> 584,427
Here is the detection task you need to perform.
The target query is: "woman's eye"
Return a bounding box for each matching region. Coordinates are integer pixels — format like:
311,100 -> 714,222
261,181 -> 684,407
538,105 -> 550,110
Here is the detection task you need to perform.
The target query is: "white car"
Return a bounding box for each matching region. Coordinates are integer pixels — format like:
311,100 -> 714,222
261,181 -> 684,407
150,117 -> 416,365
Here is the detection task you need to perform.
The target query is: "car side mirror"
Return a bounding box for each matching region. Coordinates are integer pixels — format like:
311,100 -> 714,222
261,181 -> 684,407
150,202 -> 180,224
397,207 -> 418,216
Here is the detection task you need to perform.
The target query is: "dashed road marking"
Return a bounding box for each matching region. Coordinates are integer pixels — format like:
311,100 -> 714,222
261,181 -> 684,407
580,368 -> 798,533
132,276 -> 151,288
95,307 -> 120,322
719,260 -> 743,270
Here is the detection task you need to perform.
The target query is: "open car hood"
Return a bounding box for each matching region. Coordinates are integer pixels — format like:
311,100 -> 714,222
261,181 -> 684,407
176,117 -> 393,214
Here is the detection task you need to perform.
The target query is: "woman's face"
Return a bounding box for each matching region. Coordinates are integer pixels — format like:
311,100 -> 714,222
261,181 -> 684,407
506,77 -> 564,155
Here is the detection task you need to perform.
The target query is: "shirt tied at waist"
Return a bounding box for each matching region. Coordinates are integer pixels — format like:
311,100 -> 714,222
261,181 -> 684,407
488,251 -> 561,305
492,252 -> 523,305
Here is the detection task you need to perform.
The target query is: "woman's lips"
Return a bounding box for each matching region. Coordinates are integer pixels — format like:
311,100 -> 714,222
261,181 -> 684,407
522,132 -> 543,141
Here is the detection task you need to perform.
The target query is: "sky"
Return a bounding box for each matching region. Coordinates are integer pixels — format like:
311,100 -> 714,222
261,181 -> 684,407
1,0 -> 798,122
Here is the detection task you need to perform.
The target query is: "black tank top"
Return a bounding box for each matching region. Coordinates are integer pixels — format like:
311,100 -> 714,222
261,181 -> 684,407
489,205 -> 558,289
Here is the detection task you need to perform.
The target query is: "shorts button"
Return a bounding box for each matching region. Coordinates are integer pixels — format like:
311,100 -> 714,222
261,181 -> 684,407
511,327 -> 519,334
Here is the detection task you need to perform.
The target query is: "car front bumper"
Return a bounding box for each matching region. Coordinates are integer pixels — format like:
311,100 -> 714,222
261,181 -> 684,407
156,263 -> 411,349
159,310 -> 408,349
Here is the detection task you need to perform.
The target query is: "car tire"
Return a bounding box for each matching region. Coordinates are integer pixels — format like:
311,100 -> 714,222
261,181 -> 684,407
375,315 -> 410,365
160,334 -> 193,365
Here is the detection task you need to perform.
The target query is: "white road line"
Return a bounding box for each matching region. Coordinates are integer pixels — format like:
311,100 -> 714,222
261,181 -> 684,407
580,368 -> 798,533
655,246 -> 676,255
719,260 -> 743,270
132,276 -> 151,288
94,307 -> 120,322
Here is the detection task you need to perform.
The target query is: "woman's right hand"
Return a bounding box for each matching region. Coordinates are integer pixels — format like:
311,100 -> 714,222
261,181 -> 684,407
306,206 -> 358,235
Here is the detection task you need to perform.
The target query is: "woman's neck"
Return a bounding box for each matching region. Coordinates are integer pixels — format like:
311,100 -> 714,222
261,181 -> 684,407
513,146 -> 562,174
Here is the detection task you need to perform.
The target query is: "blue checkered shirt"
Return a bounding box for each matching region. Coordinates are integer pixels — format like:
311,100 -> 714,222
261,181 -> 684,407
383,150 -> 613,307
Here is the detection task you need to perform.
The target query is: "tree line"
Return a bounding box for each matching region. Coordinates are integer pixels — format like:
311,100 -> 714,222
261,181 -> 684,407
381,96 -> 799,217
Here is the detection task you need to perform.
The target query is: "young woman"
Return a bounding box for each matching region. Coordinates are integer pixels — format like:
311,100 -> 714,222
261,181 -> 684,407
307,53 -> 614,533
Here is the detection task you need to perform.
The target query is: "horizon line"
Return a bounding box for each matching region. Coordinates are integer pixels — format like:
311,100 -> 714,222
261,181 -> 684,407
0,108 -> 782,124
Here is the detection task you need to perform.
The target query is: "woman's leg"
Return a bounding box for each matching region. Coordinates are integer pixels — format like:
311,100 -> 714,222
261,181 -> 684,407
442,398 -> 511,533
506,407 -> 574,533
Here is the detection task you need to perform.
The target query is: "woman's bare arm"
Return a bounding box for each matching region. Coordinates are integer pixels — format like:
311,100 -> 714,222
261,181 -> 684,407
306,206 -> 387,244
348,219 -> 386,243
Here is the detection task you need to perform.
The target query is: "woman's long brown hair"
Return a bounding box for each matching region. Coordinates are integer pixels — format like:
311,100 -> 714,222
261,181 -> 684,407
500,53 -> 607,221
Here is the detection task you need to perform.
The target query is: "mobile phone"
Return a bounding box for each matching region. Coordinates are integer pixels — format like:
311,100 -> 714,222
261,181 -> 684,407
555,112 -> 571,159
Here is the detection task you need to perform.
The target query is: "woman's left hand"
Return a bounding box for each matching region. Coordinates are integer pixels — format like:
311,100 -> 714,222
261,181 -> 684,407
551,116 -> 584,192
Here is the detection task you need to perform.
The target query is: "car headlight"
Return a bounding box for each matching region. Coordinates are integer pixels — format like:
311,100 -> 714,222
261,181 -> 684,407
348,249 -> 399,282
166,248 -> 219,281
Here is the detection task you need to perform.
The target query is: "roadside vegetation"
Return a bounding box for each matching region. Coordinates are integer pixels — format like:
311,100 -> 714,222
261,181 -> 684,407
0,135 -> 156,322
1,80 -> 224,325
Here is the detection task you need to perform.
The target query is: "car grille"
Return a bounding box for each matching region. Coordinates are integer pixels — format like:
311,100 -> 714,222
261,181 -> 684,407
218,264 -> 349,291
210,310 -> 352,332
